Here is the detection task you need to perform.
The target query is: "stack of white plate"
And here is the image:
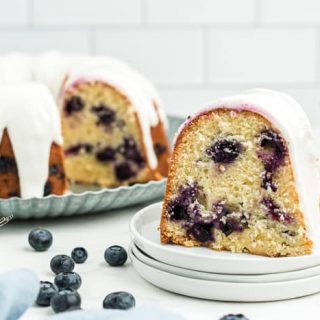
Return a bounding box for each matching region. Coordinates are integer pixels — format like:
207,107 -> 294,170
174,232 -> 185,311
129,202 -> 320,302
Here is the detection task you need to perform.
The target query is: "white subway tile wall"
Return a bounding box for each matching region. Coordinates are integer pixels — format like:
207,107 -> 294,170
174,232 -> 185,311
95,29 -> 203,85
0,30 -> 91,53
33,0 -> 142,26
0,0 -> 319,128
145,0 -> 256,25
260,0 -> 320,24
0,0 -> 29,26
208,29 -> 317,85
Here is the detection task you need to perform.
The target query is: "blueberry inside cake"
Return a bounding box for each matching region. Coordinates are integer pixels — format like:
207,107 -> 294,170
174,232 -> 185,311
161,90 -> 320,257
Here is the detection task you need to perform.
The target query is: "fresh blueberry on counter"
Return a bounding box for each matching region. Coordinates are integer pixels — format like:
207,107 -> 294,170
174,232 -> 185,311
36,281 -> 58,307
28,228 -> 53,252
50,255 -> 75,274
51,289 -> 81,313
104,245 -> 128,266
220,314 -> 250,320
54,272 -> 82,291
102,291 -> 135,310
71,247 -> 88,264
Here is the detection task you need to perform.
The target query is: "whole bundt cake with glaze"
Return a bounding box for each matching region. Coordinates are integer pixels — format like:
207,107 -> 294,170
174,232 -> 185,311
160,89 -> 320,257
0,52 -> 170,198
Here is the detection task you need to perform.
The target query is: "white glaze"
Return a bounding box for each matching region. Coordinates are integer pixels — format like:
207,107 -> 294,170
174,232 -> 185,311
63,59 -> 164,170
175,89 -> 320,253
32,51 -> 71,100
0,53 -> 32,83
33,52 -> 128,100
0,83 -> 62,198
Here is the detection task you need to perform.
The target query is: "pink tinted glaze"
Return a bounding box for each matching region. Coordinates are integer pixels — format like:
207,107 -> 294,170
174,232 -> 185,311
173,103 -> 274,148
61,77 -> 97,97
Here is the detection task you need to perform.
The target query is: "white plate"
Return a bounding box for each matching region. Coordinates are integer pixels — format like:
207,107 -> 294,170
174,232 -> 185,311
129,248 -> 320,302
130,202 -> 320,275
0,116 -> 183,219
131,242 -> 320,283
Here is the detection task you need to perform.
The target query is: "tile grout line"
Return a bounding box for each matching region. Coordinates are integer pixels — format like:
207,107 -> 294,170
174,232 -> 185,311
315,28 -> 320,86
202,27 -> 209,86
140,0 -> 147,26
254,0 -> 261,27
158,83 -> 320,90
1,24 -> 320,32
28,0 -> 34,29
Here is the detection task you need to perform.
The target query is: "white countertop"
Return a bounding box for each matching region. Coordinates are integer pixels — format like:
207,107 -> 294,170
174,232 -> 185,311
0,201 -> 319,320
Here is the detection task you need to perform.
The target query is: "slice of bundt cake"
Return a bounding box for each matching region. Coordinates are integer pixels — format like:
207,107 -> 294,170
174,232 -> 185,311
0,83 -> 67,198
161,89 -> 320,257
60,61 -> 170,187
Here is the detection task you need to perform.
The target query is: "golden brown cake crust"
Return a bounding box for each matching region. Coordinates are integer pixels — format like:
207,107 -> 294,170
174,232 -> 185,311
161,108 -> 312,257
150,104 -> 171,178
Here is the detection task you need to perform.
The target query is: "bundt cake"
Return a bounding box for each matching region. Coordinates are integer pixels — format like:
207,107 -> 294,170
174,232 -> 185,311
0,83 -> 67,198
0,52 -> 170,198
160,89 -> 320,257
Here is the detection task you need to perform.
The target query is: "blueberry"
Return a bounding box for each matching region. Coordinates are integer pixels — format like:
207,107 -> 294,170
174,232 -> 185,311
0,156 -> 17,173
220,218 -> 245,236
50,255 -> 75,275
28,228 -> 53,252
9,191 -> 19,197
36,281 -> 58,307
219,221 -> 235,236
65,306 -> 82,312
91,105 -> 116,127
220,314 -> 250,320
258,130 -> 286,172
104,245 -> 128,267
54,272 -> 82,291
65,143 -> 93,156
181,184 -> 199,199
118,138 -> 145,167
114,163 -> 136,181
211,203 -> 247,236
49,165 -> 60,176
71,247 -> 88,264
65,96 -> 84,116
189,223 -> 212,242
102,292 -> 135,310
167,200 -> 190,220
206,139 -> 242,164
261,197 -> 293,224
96,147 -> 116,162
43,181 -> 52,197
260,130 -> 285,158
212,202 -> 230,220
154,143 -> 167,157
261,170 -> 277,192
167,184 -> 199,221
258,130 -> 286,192
50,289 -> 81,313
